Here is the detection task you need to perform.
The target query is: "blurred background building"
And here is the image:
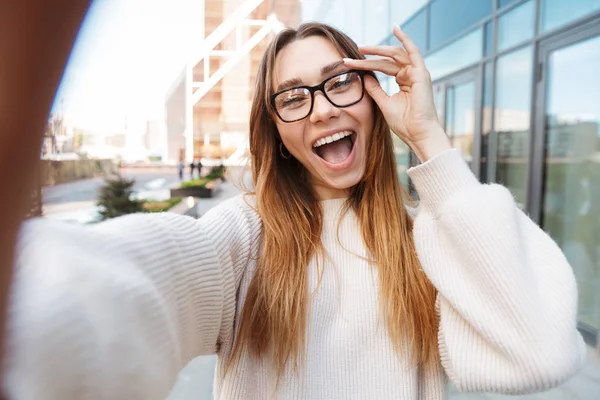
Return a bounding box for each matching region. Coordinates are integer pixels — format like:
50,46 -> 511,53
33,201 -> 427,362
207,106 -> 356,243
165,0 -> 300,165
305,0 -> 600,350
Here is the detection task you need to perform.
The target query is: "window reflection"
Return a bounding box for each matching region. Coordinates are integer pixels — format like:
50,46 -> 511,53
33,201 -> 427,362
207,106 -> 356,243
425,28 -> 483,81
393,135 -> 410,186
497,0 -> 534,52
433,85 -> 444,122
484,22 -> 494,56
499,0 -> 520,8
401,8 -> 427,52
446,81 -> 476,167
542,35 -> 600,329
382,75 -> 395,96
494,46 -> 533,206
541,0 -> 600,33
429,0 -> 492,50
481,62 -> 494,183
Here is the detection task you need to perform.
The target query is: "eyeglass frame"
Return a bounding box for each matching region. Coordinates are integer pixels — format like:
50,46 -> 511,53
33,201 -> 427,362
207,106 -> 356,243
270,69 -> 366,123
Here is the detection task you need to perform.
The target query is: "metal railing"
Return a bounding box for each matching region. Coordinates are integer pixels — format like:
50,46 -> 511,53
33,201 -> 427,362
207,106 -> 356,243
189,0 -> 284,105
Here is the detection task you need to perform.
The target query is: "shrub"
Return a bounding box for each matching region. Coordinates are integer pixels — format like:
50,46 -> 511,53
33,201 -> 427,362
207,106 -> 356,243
96,175 -> 144,220
180,178 -> 211,189
206,164 -> 226,180
142,198 -> 182,213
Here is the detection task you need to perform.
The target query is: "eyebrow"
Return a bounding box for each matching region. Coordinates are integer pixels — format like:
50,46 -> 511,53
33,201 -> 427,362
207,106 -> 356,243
275,60 -> 347,92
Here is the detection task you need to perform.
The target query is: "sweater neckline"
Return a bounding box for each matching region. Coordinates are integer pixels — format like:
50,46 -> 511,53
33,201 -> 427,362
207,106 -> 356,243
319,198 -> 349,221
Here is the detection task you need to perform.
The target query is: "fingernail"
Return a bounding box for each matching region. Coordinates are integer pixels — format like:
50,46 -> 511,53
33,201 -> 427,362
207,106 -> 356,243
394,24 -> 402,31
343,57 -> 353,62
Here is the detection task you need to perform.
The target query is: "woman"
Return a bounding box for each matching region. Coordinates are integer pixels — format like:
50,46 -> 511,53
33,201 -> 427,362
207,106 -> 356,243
3,20 -> 585,400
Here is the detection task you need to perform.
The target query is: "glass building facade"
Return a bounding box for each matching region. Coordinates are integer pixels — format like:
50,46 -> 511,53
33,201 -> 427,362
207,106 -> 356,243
303,0 -> 600,347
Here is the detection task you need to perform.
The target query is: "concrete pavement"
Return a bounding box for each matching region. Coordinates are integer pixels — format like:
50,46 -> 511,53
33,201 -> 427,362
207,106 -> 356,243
167,356 -> 217,400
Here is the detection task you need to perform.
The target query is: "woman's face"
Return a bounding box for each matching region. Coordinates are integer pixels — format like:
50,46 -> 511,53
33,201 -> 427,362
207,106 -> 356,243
272,36 -> 374,200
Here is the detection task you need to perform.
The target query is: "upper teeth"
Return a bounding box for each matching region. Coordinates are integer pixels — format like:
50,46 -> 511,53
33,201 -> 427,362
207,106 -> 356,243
313,131 -> 353,148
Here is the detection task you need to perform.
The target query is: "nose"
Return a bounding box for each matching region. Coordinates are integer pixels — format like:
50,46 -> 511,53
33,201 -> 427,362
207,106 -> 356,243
309,91 -> 340,124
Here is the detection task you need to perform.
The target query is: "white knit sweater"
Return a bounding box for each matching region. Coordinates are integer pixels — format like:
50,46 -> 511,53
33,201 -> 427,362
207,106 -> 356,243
5,149 -> 586,400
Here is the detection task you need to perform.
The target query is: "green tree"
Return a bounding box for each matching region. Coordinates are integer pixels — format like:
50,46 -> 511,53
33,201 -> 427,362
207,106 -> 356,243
97,175 -> 144,220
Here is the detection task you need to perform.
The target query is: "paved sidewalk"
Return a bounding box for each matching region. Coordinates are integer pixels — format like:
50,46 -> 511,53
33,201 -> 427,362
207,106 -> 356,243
168,356 -> 217,400
193,179 -> 246,217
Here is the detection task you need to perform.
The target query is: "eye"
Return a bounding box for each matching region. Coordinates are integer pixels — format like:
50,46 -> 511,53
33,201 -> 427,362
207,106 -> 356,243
276,89 -> 309,109
282,95 -> 305,106
327,72 -> 358,91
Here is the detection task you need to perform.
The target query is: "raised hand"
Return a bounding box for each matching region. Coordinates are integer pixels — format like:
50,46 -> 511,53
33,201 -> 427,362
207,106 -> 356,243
343,25 -> 451,162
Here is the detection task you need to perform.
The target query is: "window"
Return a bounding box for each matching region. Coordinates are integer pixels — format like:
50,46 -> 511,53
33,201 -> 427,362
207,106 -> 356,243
401,8 -> 427,52
481,62 -> 494,182
424,28 -> 483,81
542,35 -> 600,329
482,62 -> 494,136
484,21 -> 494,56
392,0 -> 430,28
364,0 -> 390,45
429,0 -> 492,50
393,135 -> 411,186
498,0 -> 520,8
324,0 -> 345,33
381,74 -> 395,95
541,0 -> 600,33
445,80 -> 477,166
497,0 -> 534,52
493,46 -> 533,206
344,0 -> 366,44
433,85 -> 444,122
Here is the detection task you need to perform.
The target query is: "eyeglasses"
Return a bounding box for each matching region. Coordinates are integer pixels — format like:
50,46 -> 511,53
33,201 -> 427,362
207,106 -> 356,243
270,70 -> 365,123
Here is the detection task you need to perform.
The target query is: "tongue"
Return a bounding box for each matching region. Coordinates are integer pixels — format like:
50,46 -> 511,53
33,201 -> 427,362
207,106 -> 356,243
316,136 -> 353,164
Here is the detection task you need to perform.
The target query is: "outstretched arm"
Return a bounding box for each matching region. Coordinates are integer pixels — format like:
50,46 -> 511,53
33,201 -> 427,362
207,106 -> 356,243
0,0 -> 91,363
5,197 -> 260,399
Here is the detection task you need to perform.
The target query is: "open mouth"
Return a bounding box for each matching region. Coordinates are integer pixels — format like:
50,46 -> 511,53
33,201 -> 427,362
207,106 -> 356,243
312,130 -> 357,165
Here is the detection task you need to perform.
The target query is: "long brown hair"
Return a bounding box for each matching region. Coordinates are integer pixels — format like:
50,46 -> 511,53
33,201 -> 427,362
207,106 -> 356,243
230,22 -> 438,377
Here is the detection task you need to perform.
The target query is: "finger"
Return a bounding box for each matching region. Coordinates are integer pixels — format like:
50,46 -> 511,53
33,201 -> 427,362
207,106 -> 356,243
395,66 -> 411,87
392,25 -> 426,69
358,45 -> 410,65
343,57 -> 400,77
363,74 -> 389,108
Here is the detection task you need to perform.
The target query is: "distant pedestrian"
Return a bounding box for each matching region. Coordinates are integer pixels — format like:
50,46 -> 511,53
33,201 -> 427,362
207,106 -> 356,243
177,162 -> 184,180
189,161 -> 195,180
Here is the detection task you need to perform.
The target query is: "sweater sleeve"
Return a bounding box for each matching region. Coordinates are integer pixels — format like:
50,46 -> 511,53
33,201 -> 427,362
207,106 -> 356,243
407,149 -> 587,395
3,195 -> 260,400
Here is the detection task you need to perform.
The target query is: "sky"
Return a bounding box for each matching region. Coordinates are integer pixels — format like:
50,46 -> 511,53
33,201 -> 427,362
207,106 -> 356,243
51,0 -> 205,135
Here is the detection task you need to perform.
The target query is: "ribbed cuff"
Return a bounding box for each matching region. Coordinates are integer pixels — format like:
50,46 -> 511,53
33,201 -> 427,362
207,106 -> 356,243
407,149 -> 479,215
